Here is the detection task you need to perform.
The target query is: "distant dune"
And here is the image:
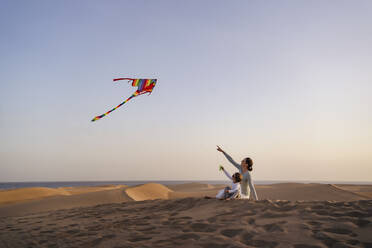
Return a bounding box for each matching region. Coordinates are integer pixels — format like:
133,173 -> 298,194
0,185 -> 126,205
257,183 -> 367,201
0,185 -> 131,217
0,187 -> 70,205
167,182 -> 215,192
125,183 -> 173,201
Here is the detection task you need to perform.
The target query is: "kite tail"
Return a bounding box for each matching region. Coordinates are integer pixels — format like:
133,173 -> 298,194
113,78 -> 133,82
91,93 -> 137,122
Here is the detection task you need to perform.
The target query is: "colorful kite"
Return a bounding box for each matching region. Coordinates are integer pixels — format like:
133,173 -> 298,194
91,78 -> 157,122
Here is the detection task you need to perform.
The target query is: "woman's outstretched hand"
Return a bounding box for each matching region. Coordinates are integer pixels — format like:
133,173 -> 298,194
216,145 -> 224,153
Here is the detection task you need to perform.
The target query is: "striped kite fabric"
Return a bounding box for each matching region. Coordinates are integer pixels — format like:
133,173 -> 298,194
91,78 -> 157,122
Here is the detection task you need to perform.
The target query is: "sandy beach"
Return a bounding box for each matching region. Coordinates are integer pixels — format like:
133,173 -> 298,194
0,183 -> 371,247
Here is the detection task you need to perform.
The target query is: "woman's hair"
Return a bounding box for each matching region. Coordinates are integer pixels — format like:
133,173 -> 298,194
232,173 -> 242,183
245,157 -> 253,171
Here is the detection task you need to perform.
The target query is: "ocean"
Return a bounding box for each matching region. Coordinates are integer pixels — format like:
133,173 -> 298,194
0,180 -> 371,190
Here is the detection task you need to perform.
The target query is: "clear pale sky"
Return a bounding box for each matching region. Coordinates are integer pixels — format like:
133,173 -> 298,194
1,0 -> 371,182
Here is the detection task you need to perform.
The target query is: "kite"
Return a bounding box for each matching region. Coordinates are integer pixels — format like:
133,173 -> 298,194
91,78 -> 157,122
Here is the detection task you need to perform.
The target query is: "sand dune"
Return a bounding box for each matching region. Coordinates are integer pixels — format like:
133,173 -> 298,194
0,186 -> 131,217
167,182 -> 215,192
167,183 -> 220,199
125,183 -> 173,201
169,183 -> 371,201
0,187 -> 70,205
335,184 -> 372,199
62,185 -> 126,195
256,183 -> 369,201
0,183 -> 175,217
0,185 -> 126,205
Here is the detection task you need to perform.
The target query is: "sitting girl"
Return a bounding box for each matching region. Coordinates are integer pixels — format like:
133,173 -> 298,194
216,166 -> 242,199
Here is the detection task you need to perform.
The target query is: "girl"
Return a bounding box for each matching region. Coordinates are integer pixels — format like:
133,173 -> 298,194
216,166 -> 242,199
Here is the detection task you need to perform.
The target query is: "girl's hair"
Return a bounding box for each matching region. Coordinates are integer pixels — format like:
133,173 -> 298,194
245,157 -> 253,171
232,173 -> 242,183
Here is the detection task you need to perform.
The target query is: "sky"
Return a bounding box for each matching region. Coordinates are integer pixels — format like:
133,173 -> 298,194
1,0 -> 371,182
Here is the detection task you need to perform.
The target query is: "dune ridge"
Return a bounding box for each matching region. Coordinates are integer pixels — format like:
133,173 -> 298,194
257,183 -> 369,201
0,185 -> 126,205
0,187 -> 70,205
125,183 -> 173,201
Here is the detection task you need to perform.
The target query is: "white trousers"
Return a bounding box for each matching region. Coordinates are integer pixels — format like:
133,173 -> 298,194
216,189 -> 225,199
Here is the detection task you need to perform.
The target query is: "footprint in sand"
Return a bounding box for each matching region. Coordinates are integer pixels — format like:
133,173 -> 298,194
102,234 -> 116,239
323,227 -> 355,236
362,242 -> 372,248
46,243 -> 58,248
9,228 -> 22,231
275,204 -> 298,212
128,236 -> 152,242
89,237 -> 103,246
310,204 -> 327,210
242,239 -> 278,248
32,226 -> 42,231
174,233 -> 200,240
200,242 -> 231,248
38,239 -> 48,244
262,222 -> 285,232
293,244 -> 322,248
260,211 -> 291,218
177,216 -> 192,220
189,223 -> 217,232
75,232 -> 91,237
312,210 -> 331,216
137,226 -> 156,232
207,217 -> 217,223
353,218 -> 370,227
239,232 -> 254,244
17,220 -> 29,224
313,231 -> 338,247
220,228 -> 244,237
65,229 -> 80,234
307,221 -> 322,227
87,225 -> 103,232
346,239 -> 359,246
345,210 -> 369,218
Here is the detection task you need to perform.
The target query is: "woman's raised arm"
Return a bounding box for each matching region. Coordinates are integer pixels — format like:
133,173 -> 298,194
217,145 -> 241,171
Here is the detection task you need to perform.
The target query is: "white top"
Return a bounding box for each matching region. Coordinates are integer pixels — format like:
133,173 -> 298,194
222,169 -> 241,194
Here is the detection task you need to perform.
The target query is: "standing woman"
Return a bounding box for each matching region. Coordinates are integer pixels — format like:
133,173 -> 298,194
217,145 -> 258,200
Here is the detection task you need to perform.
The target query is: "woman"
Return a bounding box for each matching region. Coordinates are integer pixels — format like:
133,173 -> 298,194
217,145 -> 258,200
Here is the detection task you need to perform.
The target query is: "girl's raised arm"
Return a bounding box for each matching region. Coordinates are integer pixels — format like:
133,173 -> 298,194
221,168 -> 233,181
